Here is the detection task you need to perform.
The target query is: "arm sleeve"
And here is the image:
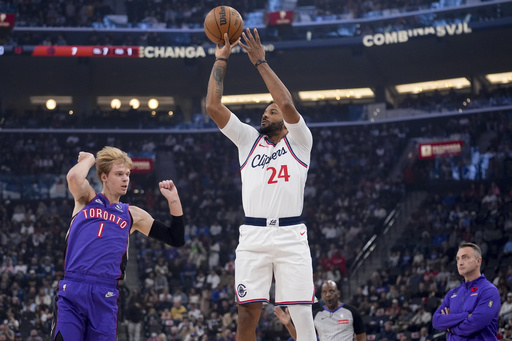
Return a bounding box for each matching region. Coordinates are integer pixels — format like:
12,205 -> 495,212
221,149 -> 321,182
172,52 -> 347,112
148,215 -> 185,247
450,285 -> 501,336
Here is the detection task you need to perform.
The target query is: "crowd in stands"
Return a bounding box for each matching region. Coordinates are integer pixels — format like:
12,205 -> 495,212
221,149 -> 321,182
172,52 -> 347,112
1,0 -> 508,46
0,0 -> 461,29
0,107 -> 511,340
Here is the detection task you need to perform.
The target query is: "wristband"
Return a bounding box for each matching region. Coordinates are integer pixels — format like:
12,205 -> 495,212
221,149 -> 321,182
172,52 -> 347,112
215,57 -> 228,62
255,59 -> 267,67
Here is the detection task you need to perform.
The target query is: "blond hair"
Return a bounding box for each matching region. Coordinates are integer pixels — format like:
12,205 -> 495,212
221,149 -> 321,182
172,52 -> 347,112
95,146 -> 133,181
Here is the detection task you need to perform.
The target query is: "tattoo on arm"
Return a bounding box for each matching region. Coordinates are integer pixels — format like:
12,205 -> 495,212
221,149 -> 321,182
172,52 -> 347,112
213,65 -> 225,99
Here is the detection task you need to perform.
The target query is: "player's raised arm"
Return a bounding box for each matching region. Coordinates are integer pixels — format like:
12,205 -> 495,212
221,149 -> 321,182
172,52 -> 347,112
130,180 -> 185,247
205,33 -> 239,129
66,151 -> 96,211
239,28 -> 300,124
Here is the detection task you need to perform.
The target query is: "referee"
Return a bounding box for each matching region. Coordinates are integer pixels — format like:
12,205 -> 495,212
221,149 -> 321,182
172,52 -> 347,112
275,280 -> 366,341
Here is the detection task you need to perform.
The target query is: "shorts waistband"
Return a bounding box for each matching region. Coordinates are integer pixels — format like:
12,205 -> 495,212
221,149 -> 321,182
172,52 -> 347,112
64,273 -> 118,287
244,216 -> 302,227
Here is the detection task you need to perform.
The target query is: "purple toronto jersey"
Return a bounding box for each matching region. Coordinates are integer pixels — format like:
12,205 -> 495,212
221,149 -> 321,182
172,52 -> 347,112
64,193 -> 131,280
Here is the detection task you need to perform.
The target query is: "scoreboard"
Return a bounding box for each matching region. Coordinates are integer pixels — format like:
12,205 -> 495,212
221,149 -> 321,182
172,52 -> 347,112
32,45 -> 139,57
0,45 -> 139,57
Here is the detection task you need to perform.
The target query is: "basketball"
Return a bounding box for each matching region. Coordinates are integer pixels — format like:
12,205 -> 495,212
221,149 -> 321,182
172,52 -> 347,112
204,6 -> 244,45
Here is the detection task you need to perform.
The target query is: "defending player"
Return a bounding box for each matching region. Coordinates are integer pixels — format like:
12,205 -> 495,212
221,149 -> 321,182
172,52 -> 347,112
53,147 -> 185,341
205,29 -> 316,340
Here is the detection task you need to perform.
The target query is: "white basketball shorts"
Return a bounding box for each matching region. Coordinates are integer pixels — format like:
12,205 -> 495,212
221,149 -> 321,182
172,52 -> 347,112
234,223 -> 315,305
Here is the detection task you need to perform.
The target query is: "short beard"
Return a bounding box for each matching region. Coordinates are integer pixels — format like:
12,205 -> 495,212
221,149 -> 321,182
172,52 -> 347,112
258,121 -> 284,137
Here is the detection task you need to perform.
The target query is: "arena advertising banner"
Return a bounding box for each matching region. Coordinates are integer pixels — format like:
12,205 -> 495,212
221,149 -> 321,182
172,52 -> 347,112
0,13 -> 15,28
130,158 -> 154,173
266,10 -> 294,25
362,22 -> 472,47
1,22 -> 474,57
418,140 -> 464,159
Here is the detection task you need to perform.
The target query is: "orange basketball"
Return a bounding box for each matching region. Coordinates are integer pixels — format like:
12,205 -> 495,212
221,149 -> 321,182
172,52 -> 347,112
204,6 -> 244,45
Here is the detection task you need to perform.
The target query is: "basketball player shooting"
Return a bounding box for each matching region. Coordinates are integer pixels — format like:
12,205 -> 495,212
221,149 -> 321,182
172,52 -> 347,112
52,147 -> 185,341
205,28 -> 316,341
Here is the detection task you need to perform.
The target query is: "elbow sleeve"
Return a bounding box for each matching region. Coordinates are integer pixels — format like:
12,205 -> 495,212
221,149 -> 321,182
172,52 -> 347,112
148,216 -> 185,247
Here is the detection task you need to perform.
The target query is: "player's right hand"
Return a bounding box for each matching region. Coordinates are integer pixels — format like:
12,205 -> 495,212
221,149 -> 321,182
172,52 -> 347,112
216,33 -> 239,60
77,151 -> 95,163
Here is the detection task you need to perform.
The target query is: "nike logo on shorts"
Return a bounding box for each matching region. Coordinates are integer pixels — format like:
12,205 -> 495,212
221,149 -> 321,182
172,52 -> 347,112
300,231 -> 306,236
105,292 -> 115,298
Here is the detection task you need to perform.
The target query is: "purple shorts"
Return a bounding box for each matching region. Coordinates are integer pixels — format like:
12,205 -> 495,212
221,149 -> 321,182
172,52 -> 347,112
53,274 -> 119,341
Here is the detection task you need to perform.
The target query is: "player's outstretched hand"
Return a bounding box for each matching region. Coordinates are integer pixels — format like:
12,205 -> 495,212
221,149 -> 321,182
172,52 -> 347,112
239,28 -> 265,66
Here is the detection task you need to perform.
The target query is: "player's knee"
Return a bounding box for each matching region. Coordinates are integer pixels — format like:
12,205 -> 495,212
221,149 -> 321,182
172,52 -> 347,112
237,303 -> 262,327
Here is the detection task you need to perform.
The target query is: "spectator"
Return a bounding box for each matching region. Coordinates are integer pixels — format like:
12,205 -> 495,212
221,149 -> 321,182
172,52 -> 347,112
0,321 -> 15,340
217,328 -> 234,341
408,307 -> 432,332
418,326 -> 433,341
171,299 -> 187,321
127,289 -> 143,341
501,293 -> 512,321
378,321 -> 397,341
26,329 -> 41,341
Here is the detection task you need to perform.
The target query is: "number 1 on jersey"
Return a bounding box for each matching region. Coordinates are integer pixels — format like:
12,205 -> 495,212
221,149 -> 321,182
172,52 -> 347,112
97,222 -> 105,237
268,165 -> 290,184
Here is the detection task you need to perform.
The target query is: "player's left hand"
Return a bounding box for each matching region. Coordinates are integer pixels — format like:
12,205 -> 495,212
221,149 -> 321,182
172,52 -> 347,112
239,28 -> 265,65
159,180 -> 179,201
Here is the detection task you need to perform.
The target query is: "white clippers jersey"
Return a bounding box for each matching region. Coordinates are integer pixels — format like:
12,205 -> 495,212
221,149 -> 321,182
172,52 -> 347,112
221,113 -> 313,218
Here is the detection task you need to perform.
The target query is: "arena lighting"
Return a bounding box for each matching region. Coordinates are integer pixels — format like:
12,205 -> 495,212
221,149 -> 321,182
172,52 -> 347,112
96,96 -> 174,110
148,98 -> 159,110
110,98 -> 121,109
395,77 -> 470,94
221,93 -> 274,105
45,99 -> 57,110
298,88 -> 374,101
485,71 -> 512,84
168,111 -> 174,116
129,98 -> 140,109
29,96 -> 72,108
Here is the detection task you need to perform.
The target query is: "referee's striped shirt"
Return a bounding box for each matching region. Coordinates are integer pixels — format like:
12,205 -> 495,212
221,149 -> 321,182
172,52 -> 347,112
313,302 -> 366,341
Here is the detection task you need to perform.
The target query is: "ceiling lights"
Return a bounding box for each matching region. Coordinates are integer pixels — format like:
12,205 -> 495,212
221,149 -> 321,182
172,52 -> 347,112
485,71 -> 512,85
395,77 -> 470,94
299,88 -> 374,101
